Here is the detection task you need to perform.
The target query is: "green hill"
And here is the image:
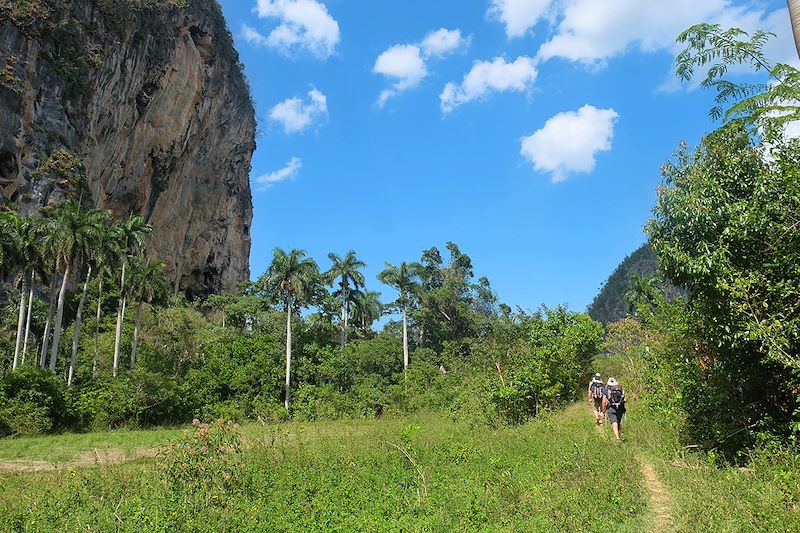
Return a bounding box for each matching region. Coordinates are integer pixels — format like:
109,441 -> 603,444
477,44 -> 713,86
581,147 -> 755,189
587,243 -> 683,325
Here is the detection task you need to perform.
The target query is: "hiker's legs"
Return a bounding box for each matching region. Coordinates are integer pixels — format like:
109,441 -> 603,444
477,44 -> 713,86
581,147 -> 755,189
592,398 -> 604,424
608,410 -> 622,440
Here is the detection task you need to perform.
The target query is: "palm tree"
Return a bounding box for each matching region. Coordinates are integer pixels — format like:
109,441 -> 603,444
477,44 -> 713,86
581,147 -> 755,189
378,262 -> 422,370
44,202 -> 106,373
89,224 -> 121,379
351,290 -> 383,334
67,209 -> 111,386
325,251 -> 366,348
261,248 -> 319,411
127,257 -> 169,370
624,273 -> 661,318
1,212 -> 26,370
19,217 -> 48,367
112,214 -> 152,377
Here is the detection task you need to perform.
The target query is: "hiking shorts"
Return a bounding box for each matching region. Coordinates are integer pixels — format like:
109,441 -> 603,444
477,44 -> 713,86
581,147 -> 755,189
593,397 -> 603,410
606,408 -> 624,424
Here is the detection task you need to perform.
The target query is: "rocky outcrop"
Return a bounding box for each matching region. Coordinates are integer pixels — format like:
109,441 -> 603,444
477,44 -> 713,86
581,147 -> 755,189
0,0 -> 255,298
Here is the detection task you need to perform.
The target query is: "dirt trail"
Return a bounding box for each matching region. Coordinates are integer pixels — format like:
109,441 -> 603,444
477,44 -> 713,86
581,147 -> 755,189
0,447 -> 158,473
638,456 -> 675,532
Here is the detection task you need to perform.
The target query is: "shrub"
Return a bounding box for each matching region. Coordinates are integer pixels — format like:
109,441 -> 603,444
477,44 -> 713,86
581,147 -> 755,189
161,419 -> 244,509
0,366 -> 69,436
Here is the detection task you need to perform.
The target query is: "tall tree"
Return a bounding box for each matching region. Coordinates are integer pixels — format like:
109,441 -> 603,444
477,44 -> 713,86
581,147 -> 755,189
44,202 -> 106,373
378,261 -> 422,370
127,257 -> 169,370
261,248 -> 320,411
1,212 -> 27,370
67,209 -> 111,386
112,214 -> 152,377
351,290 -> 383,334
88,222 -> 120,379
325,250 -> 366,348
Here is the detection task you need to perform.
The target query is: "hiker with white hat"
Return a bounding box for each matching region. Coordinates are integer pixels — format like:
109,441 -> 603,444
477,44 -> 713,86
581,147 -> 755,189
602,377 -> 626,440
587,373 -> 606,425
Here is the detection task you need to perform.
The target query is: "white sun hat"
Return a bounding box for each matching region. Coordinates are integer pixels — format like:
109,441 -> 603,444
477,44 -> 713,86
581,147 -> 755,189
607,377 -> 618,386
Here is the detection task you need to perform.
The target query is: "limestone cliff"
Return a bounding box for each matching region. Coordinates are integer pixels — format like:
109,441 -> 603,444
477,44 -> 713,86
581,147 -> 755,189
0,0 -> 255,298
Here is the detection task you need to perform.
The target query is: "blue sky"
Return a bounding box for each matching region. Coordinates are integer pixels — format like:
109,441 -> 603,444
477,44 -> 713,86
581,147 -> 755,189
216,0 -> 796,315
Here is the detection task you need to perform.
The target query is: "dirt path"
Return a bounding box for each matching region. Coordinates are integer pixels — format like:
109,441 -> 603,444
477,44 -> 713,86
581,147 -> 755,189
638,456 -> 675,532
0,447 -> 158,473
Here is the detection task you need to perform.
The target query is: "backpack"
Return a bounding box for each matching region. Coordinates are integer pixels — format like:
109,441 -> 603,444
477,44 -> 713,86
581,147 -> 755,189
608,386 -> 625,411
590,381 -> 604,399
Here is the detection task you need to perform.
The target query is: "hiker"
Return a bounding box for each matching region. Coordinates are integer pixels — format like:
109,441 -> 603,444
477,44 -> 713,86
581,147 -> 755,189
603,377 -> 626,440
587,373 -> 605,425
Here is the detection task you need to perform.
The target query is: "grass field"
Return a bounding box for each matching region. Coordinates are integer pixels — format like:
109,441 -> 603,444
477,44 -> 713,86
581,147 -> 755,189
0,403 -> 797,532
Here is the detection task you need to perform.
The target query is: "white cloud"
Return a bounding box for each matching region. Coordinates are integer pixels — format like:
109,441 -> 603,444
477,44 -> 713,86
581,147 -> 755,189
537,0 -> 796,69
269,88 -> 328,134
373,29 -> 468,107
488,0 -> 552,38
440,56 -> 538,113
253,0 -> 340,59
373,45 -> 427,107
255,157 -> 302,188
420,28 -> 469,58
520,105 -> 618,183
242,24 -> 269,47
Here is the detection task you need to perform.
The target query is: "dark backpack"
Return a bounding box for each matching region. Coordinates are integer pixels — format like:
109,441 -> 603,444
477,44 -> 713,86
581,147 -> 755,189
590,381 -> 604,399
608,386 -> 625,411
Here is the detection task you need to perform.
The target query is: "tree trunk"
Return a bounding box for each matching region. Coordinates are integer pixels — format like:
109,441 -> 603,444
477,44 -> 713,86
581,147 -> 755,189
39,272 -> 58,368
49,263 -> 70,372
340,295 -> 347,349
284,297 -> 293,411
113,261 -> 127,377
343,290 -> 349,347
22,283 -> 34,364
789,0 -> 800,61
93,277 -> 103,379
68,266 -> 91,387
13,270 -> 30,370
402,305 -> 409,370
130,302 -> 143,370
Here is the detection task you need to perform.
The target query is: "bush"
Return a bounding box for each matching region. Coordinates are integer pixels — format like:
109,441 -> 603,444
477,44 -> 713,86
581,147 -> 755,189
161,419 -> 244,509
0,366 -> 70,436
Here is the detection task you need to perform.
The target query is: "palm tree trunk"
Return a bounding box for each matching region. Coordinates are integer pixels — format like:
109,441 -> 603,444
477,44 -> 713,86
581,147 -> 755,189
789,0 -> 800,61
285,297 -> 293,411
49,263 -> 70,372
13,270 -> 30,370
343,292 -> 349,347
22,282 -> 34,364
40,273 -> 58,368
93,277 -> 103,379
68,266 -> 91,386
402,305 -> 409,370
340,299 -> 347,349
130,302 -> 143,370
113,260 -> 127,377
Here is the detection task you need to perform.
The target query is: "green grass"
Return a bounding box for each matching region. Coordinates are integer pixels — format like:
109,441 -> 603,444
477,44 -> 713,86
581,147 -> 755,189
0,426 -> 185,462
0,405 -> 648,532
625,402 -> 800,533
1,402 -> 797,532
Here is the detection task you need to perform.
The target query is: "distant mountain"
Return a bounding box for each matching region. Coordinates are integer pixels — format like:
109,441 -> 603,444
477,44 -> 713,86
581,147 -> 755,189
587,243 -> 682,325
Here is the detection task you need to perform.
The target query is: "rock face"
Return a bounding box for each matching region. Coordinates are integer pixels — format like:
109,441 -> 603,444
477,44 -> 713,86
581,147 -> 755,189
0,0 -> 255,298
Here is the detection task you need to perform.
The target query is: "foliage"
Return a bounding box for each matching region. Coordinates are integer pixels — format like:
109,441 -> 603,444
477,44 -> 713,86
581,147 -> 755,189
491,306 -> 604,424
647,123 -> 800,450
675,24 -> 800,130
161,418 -> 244,508
0,366 -> 69,436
